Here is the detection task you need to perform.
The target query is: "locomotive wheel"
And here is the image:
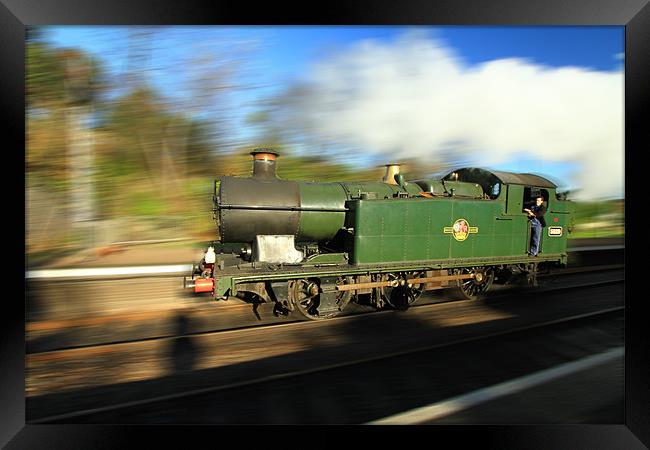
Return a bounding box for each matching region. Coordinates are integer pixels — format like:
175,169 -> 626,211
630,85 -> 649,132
381,272 -> 425,310
457,266 -> 494,300
405,271 -> 426,305
289,277 -> 352,320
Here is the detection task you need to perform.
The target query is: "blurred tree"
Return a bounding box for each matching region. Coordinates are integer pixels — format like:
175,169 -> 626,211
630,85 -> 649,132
184,120 -> 221,175
27,39 -> 105,111
103,87 -> 219,175
26,40 -> 66,109
27,39 -> 106,190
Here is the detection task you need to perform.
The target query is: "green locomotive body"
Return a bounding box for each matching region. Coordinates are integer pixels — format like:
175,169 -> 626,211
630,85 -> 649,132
185,150 -> 574,320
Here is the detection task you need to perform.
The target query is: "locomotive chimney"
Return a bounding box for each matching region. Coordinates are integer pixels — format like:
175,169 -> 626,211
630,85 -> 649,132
250,149 -> 280,179
382,163 -> 401,185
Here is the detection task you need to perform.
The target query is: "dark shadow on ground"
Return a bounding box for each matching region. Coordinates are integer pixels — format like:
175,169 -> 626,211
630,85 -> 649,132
168,313 -> 200,374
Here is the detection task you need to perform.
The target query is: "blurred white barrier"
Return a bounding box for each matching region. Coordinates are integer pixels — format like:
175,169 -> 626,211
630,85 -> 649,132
26,264 -> 193,280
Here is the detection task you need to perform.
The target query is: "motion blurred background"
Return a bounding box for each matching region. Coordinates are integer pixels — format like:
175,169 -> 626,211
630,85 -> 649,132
25,26 -> 624,267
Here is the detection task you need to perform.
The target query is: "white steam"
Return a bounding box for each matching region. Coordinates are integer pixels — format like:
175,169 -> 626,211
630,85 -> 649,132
289,31 -> 624,199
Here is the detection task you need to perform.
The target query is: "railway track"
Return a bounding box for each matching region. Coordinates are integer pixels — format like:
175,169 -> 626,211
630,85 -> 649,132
27,275 -> 623,423
26,264 -> 624,353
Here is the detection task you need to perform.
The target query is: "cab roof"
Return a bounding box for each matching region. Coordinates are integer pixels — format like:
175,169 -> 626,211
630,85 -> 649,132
444,167 -> 557,189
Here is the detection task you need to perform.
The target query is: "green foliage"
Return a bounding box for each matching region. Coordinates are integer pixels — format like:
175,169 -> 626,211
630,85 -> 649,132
185,120 -> 219,176
126,191 -> 166,216
572,200 -> 624,223
568,228 -> 624,239
28,41 -> 106,109
569,199 -> 624,238
572,201 -> 596,222
277,156 -> 359,182
27,42 -> 66,107
102,88 -> 218,178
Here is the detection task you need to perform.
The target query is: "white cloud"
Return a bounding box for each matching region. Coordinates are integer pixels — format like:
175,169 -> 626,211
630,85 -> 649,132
286,31 -> 624,199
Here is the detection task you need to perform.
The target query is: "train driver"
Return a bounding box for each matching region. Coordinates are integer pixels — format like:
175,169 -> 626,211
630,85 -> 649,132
524,195 -> 546,256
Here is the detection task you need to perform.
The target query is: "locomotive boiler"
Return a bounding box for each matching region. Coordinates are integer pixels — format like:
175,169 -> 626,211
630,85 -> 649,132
185,149 -> 574,320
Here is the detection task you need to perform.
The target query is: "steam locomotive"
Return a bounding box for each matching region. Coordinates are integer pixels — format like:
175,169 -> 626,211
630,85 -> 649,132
184,149 -> 574,320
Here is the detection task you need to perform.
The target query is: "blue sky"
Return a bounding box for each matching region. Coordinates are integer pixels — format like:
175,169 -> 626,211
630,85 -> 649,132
42,26 -> 624,198
45,26 -> 624,71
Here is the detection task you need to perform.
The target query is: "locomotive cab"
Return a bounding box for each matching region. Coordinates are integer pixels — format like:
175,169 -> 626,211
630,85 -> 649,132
441,167 -> 570,258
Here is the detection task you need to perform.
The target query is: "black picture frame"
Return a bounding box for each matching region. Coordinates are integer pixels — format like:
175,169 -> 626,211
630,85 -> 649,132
6,0 -> 647,447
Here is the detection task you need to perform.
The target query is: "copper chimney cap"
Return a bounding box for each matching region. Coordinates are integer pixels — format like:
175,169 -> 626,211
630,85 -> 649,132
250,149 -> 280,179
250,149 -> 280,161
